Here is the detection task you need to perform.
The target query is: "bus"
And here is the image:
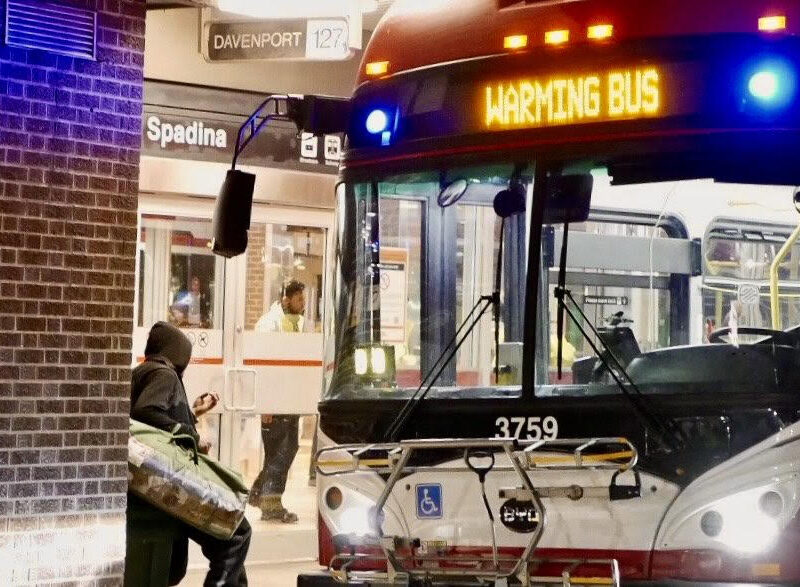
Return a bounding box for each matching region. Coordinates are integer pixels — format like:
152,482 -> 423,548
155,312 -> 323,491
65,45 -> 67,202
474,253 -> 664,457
285,0 -> 800,584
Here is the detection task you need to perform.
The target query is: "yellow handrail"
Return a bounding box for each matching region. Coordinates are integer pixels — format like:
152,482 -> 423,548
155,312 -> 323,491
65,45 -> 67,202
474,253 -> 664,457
770,221 -> 800,329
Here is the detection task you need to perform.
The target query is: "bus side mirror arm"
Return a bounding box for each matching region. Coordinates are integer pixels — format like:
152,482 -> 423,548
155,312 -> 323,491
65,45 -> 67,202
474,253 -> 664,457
213,94 -> 350,258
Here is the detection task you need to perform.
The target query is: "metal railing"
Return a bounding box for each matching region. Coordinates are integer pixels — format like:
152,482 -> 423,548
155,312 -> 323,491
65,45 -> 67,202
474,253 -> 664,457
315,436 -> 637,586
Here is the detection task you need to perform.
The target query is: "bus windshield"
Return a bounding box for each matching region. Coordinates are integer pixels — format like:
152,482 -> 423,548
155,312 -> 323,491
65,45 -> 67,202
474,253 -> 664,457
324,161 -> 800,401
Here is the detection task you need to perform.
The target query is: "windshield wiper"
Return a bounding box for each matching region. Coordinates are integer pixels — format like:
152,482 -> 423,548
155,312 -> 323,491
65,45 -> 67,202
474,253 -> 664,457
385,167 -> 528,442
384,292 -> 497,442
555,223 -> 685,452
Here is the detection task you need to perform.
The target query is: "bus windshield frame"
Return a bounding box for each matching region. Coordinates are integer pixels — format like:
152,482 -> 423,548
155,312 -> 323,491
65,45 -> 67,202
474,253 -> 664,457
324,149 -> 800,405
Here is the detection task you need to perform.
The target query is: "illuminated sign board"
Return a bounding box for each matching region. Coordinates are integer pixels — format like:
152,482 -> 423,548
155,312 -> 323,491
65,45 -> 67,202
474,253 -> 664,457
484,67 -> 662,129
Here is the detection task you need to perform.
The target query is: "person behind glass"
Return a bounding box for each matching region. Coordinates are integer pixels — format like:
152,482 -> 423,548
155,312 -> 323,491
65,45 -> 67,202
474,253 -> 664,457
130,321 -> 251,586
250,280 -> 307,523
171,275 -> 208,328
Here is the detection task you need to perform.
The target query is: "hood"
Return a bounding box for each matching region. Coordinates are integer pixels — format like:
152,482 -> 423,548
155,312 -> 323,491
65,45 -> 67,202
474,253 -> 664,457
143,321 -> 192,376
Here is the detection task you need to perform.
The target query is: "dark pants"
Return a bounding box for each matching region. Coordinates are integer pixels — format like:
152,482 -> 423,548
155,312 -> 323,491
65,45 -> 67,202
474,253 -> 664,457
252,415 -> 299,497
127,494 -> 251,587
174,517 -> 252,587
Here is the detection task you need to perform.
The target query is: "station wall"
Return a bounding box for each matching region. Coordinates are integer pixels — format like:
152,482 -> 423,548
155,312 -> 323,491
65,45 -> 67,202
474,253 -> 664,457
0,0 -> 146,583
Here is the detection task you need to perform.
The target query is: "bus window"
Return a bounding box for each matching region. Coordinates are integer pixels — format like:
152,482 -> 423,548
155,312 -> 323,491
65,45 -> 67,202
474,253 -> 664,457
541,172 -> 798,396
546,218 -> 674,384
702,221 -> 800,340
325,165 -> 528,399
377,198 -> 423,386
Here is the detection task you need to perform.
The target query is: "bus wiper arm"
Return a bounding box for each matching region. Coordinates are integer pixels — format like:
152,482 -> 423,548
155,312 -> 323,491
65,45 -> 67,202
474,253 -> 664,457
384,293 -> 497,442
555,286 -> 685,451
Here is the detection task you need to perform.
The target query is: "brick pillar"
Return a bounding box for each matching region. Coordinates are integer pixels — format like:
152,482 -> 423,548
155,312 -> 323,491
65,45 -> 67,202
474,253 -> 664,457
0,0 -> 145,584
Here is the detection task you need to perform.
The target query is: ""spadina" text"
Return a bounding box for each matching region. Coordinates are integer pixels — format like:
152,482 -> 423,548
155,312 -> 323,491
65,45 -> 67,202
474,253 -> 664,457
146,116 -> 228,149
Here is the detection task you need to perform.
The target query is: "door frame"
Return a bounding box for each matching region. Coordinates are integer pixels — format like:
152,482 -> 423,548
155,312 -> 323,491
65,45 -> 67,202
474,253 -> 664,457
136,192 -> 335,468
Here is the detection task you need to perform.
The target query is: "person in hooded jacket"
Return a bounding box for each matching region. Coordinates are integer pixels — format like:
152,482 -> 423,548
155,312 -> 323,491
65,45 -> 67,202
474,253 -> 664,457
130,321 -> 252,587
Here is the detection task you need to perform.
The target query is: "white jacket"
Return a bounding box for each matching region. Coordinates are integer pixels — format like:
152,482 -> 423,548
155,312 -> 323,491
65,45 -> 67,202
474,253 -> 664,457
254,301 -> 308,333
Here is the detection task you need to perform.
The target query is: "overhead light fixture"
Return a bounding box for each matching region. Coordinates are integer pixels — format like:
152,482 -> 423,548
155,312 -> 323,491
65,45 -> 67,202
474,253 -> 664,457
360,0 -> 379,12
216,0 -> 352,18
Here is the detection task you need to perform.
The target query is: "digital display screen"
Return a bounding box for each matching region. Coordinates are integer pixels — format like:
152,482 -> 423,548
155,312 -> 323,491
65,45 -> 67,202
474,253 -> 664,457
483,66 -> 662,130
349,59 -> 710,151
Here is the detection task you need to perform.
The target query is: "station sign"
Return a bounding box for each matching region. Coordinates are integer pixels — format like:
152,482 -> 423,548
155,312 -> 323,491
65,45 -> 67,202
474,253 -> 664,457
141,110 -> 342,173
584,295 -> 629,306
203,18 -> 350,62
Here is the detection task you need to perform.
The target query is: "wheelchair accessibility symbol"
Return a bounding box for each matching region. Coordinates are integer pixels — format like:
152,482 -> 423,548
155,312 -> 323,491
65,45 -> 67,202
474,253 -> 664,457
415,484 -> 442,519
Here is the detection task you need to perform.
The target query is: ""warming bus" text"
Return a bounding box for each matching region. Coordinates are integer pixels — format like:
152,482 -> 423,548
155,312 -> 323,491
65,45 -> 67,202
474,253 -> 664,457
484,67 -> 661,129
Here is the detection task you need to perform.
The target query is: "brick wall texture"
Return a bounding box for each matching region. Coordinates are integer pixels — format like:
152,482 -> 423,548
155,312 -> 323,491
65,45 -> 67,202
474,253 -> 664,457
0,0 -> 145,584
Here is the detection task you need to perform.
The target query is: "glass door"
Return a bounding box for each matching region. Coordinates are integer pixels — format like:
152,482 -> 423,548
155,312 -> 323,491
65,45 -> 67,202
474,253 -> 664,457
222,206 -> 332,534
136,196 -> 333,545
135,213 -> 226,459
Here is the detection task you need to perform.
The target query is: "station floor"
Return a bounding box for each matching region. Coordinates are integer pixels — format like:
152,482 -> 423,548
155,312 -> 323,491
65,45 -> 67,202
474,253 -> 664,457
182,438 -> 323,586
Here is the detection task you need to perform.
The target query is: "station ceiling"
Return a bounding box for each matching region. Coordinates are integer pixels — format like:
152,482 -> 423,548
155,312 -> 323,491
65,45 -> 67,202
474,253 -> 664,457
144,0 -> 392,29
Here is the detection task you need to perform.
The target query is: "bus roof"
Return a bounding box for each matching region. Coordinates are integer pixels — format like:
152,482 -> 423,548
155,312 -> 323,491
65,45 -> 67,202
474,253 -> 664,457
358,0 -> 800,86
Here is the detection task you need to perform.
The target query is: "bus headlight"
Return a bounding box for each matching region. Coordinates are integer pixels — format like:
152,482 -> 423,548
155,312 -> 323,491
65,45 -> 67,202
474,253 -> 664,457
660,476 -> 800,556
338,507 -> 373,535
709,490 -> 780,553
694,486 -> 790,553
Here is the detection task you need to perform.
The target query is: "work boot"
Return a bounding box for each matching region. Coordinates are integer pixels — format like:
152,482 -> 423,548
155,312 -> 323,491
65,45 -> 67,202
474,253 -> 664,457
258,494 -> 298,523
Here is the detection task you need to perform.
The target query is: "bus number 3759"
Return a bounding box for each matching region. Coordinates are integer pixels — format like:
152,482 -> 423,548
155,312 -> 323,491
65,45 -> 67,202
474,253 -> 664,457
494,416 -> 559,440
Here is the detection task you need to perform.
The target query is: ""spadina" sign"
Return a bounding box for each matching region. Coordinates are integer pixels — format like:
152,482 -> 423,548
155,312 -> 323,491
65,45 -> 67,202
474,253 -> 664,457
145,115 -> 228,149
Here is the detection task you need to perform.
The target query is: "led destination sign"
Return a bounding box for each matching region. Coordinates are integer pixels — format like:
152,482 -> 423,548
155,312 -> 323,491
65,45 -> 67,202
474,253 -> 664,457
484,67 -> 662,129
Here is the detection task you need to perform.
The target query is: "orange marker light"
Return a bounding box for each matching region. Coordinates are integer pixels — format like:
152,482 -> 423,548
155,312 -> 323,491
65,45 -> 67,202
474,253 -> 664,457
544,29 -> 570,45
759,15 -> 787,31
504,35 -> 528,50
365,61 -> 389,76
587,24 -> 614,40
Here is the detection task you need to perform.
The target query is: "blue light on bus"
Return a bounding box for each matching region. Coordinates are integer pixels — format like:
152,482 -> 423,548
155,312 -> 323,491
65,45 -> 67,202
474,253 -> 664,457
365,109 -> 390,134
749,70 -> 779,100
744,60 -> 796,108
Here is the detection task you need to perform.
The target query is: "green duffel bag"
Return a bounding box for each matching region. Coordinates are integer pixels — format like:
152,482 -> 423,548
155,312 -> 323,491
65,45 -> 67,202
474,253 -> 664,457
128,418 -> 249,540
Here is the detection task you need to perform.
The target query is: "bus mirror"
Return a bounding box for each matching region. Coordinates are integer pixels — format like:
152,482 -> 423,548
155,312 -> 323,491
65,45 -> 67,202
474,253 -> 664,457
211,169 -> 255,258
544,174 -> 593,224
793,189 -> 800,214
494,182 -> 527,218
292,95 -> 350,135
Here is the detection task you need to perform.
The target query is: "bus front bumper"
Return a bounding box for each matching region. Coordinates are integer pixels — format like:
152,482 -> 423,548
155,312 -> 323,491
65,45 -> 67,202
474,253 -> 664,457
297,573 -> 786,587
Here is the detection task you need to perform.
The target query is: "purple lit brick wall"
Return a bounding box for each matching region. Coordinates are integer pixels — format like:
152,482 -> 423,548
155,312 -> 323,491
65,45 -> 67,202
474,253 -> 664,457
0,0 -> 145,583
